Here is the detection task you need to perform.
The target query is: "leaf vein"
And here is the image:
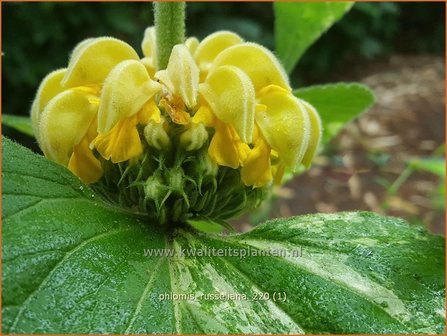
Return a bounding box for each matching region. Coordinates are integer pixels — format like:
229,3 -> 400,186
10,228 -> 133,332
166,237 -> 182,334
123,257 -> 166,334
203,234 -> 410,330
192,233 -> 307,334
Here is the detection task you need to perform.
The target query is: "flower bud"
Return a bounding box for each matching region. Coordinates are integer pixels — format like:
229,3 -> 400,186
144,117 -> 171,150
197,150 -> 218,178
179,122 -> 208,151
144,172 -> 169,204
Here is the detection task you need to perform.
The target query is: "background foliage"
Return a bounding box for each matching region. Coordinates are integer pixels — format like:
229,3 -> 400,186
2,2 -> 445,123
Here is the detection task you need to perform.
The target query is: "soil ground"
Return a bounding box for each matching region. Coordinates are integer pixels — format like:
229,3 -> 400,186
237,54 -> 445,234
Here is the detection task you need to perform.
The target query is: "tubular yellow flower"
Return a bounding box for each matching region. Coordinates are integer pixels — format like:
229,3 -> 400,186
196,65 -> 255,169
193,105 -> 249,169
192,33 -> 320,187
150,29 -> 320,187
32,36 -> 162,183
155,44 -> 200,110
38,89 -> 102,184
256,85 -> 311,170
199,65 -> 255,143
94,60 -> 161,163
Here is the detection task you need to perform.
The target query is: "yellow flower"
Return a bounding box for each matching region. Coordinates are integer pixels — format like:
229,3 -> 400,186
93,60 -> 161,163
32,66 -> 103,184
202,38 -> 321,187
32,26 -> 323,224
190,32 -> 321,187
32,36 -> 162,183
33,27 -> 321,191
155,44 -> 200,111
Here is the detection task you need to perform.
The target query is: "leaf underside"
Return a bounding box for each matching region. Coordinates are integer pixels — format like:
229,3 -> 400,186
2,138 -> 445,334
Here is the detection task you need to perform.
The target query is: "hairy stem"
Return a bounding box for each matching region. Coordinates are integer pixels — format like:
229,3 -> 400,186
154,2 -> 186,70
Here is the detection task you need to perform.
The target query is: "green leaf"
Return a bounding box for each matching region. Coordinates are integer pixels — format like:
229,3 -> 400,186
275,2 -> 354,74
408,158 -> 446,178
2,114 -> 34,137
407,158 -> 446,210
3,138 -> 444,334
295,82 -> 375,144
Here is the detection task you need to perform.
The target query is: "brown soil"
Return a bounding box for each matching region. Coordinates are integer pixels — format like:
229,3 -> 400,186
238,55 -> 445,234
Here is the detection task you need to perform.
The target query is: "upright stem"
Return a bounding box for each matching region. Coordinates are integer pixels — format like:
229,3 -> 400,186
154,2 -> 186,70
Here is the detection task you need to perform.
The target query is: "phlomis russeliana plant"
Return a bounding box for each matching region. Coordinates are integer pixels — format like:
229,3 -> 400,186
3,3 -> 444,334
31,27 -> 321,226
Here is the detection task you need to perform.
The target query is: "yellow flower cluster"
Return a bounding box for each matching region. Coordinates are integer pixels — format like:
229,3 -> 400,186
31,28 -> 321,188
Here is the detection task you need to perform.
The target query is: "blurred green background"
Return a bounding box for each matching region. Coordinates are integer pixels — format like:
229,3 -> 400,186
2,2 -> 444,122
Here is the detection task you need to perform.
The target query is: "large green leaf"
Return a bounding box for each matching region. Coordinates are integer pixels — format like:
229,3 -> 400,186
2,138 -> 445,334
295,82 -> 375,144
274,2 -> 354,74
2,115 -> 34,137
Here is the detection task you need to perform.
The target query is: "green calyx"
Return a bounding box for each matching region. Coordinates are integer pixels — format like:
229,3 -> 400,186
93,123 -> 268,227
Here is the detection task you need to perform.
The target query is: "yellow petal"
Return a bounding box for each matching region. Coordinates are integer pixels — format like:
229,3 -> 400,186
256,85 -> 310,171
210,43 -> 290,92
94,115 -> 142,163
68,136 -> 103,184
97,60 -> 161,134
62,37 -> 139,88
39,89 -> 98,165
192,105 -> 215,127
70,37 -> 96,58
138,100 -> 161,125
31,68 -> 66,143
141,57 -> 157,78
199,65 -> 255,143
186,37 -> 199,55
273,163 -> 286,185
155,44 -> 199,108
141,27 -> 157,77
141,26 -> 156,58
300,100 -> 322,168
194,31 -> 242,78
241,138 -> 272,188
208,121 -> 240,169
